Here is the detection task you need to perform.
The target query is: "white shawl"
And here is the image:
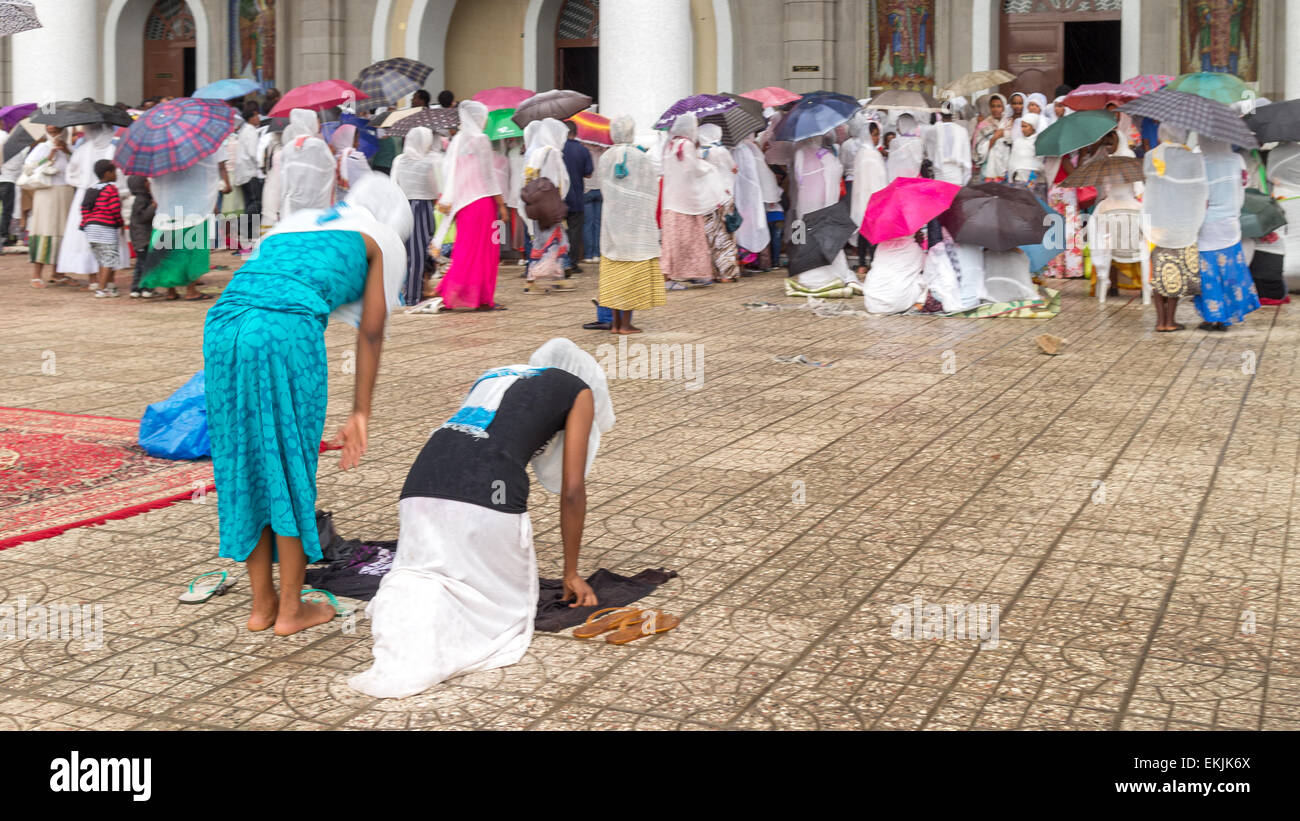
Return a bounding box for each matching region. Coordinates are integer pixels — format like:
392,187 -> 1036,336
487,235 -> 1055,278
661,113 -> 721,216
733,137 -> 781,252
595,115 -> 661,262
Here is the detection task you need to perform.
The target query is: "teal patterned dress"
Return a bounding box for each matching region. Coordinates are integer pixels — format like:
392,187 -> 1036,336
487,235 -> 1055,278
203,230 -> 369,562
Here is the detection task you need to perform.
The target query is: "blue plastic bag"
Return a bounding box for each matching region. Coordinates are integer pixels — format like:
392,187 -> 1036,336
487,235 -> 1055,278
138,372 -> 210,460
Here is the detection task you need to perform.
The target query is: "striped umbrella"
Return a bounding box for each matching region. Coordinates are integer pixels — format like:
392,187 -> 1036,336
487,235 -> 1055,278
1119,88 -> 1258,148
114,98 -> 240,177
654,94 -> 737,130
1121,74 -> 1174,96
571,110 -> 611,145
1058,155 -> 1144,188
1062,82 -> 1139,111
700,99 -> 767,147
354,58 -> 433,110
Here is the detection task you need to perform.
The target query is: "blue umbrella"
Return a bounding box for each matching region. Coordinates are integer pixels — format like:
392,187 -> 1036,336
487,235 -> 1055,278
773,95 -> 859,142
192,78 -> 264,100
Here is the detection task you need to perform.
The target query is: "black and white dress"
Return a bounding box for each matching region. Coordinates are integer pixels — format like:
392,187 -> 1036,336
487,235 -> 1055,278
349,367 -> 590,699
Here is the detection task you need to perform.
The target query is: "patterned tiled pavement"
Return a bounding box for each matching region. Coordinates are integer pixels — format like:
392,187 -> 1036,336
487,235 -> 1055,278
1,248 -> 1298,731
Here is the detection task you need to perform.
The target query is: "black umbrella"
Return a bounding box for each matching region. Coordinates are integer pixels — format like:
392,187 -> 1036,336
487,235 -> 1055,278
2,123 -> 36,162
265,117 -> 291,134
1241,188 -> 1287,239
939,182 -> 1053,251
700,99 -> 766,148
30,100 -> 132,128
788,199 -> 858,277
1244,99 -> 1300,144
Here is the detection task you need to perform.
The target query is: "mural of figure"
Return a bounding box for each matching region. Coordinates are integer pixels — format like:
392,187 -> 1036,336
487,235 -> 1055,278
873,1 -> 935,89
1183,0 -> 1253,80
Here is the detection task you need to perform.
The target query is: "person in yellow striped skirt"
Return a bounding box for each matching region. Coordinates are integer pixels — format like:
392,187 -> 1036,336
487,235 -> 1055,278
595,116 -> 666,334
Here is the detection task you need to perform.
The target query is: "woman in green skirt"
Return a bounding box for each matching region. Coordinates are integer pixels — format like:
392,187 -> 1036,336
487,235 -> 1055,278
141,153 -> 231,300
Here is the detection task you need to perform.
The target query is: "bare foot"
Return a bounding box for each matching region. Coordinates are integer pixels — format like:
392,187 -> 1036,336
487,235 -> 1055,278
247,601 -> 279,632
273,601 -> 336,636
616,326 -> 643,334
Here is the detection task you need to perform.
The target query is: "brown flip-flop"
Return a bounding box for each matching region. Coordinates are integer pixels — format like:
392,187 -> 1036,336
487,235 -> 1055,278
572,607 -> 646,639
605,609 -> 680,645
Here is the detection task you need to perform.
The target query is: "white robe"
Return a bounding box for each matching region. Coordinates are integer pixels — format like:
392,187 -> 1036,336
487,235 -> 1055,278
863,237 -> 925,313
56,131 -> 129,275
348,497 -> 537,699
793,143 -> 856,289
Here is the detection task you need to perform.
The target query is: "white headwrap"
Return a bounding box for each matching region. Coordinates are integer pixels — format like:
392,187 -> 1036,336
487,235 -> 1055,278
253,173 -> 410,329
596,115 -> 662,261
391,126 -> 442,201
527,338 -> 616,494
434,100 -> 501,245
661,112 -> 722,215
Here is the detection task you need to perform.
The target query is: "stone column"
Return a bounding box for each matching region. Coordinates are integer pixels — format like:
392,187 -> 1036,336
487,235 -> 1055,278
1288,0 -> 1300,99
1121,0 -> 1142,82
11,0 -> 98,102
298,0 -> 346,84
600,0 -> 693,135
971,0 -> 994,73
784,0 -> 835,92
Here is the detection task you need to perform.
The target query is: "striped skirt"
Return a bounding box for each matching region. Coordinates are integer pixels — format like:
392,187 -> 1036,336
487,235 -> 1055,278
598,258 -> 667,311
705,201 -> 739,281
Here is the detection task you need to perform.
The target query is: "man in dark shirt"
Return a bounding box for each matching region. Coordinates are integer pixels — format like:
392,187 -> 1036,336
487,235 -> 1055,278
561,120 -> 594,275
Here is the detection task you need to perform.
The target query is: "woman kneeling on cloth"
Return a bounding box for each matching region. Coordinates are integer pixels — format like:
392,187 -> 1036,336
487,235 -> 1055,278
349,338 -> 615,699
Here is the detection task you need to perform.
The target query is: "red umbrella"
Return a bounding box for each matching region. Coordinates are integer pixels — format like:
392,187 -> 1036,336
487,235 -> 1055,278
269,80 -> 368,117
740,86 -> 802,108
1063,82 -> 1139,111
571,109 -> 611,145
862,177 -> 961,244
472,86 -> 535,111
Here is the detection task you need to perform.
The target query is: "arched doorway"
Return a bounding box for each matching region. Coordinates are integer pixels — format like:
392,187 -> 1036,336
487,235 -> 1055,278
556,0 -> 598,101
142,0 -> 197,99
999,0 -> 1122,97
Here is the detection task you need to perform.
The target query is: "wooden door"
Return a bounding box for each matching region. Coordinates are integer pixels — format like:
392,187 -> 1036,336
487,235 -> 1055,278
1000,20 -> 1063,98
143,39 -> 192,99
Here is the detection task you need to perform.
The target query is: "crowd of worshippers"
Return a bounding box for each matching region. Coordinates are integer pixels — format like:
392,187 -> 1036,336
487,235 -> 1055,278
5,82 -> 1283,334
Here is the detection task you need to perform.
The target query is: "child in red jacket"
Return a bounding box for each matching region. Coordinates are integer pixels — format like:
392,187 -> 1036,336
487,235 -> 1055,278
81,159 -> 126,298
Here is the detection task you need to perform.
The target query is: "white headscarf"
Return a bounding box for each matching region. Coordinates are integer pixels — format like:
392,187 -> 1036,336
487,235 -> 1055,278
434,100 -> 501,245
698,123 -> 736,201
523,116 -> 570,196
391,126 -> 442,201
596,115 -> 661,262
929,120 -> 972,185
527,338 -> 615,494
1198,135 -> 1245,251
256,173 -> 411,329
1143,123 -> 1207,248
850,135 -> 889,227
793,138 -> 841,216
283,108 -> 319,142
661,112 -> 722,215
887,114 -> 924,180
734,134 -> 782,252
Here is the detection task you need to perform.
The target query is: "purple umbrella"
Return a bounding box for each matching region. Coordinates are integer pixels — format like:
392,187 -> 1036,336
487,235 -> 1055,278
654,94 -> 738,130
0,103 -> 36,130
114,98 -> 240,177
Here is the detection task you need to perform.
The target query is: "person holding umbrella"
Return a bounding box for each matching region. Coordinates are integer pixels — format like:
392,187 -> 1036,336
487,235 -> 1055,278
660,113 -> 721,288
1192,137 -> 1259,331
23,125 -> 73,287
1143,124 -> 1208,333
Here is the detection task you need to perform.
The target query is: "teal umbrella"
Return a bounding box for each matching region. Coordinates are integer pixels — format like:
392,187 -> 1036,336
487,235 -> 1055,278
1168,72 -> 1250,106
1034,110 -> 1117,157
1240,189 -> 1286,239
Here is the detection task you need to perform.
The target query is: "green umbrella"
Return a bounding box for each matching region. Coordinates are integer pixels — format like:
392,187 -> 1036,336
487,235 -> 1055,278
1168,72 -> 1250,105
486,107 -> 524,141
1034,110 -> 1117,157
1240,189 -> 1286,239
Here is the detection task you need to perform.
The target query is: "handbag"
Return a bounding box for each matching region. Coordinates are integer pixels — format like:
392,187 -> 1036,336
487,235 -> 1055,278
724,206 -> 743,233
521,177 -> 568,229
17,159 -> 51,192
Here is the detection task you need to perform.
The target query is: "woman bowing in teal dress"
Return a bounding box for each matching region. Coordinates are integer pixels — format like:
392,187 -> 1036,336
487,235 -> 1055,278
203,174 -> 412,636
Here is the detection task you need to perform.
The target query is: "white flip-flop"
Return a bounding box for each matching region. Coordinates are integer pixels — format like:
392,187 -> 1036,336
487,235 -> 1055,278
178,571 -> 237,604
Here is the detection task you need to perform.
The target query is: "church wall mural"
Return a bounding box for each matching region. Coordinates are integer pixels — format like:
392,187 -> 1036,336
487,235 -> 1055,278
870,0 -> 936,92
1181,0 -> 1257,82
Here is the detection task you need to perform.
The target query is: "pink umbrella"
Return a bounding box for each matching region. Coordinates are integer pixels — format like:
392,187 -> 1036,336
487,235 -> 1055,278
472,85 -> 535,111
862,177 -> 961,244
269,80 -> 368,117
1122,74 -> 1174,96
1063,82 -> 1139,112
741,86 -> 802,108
